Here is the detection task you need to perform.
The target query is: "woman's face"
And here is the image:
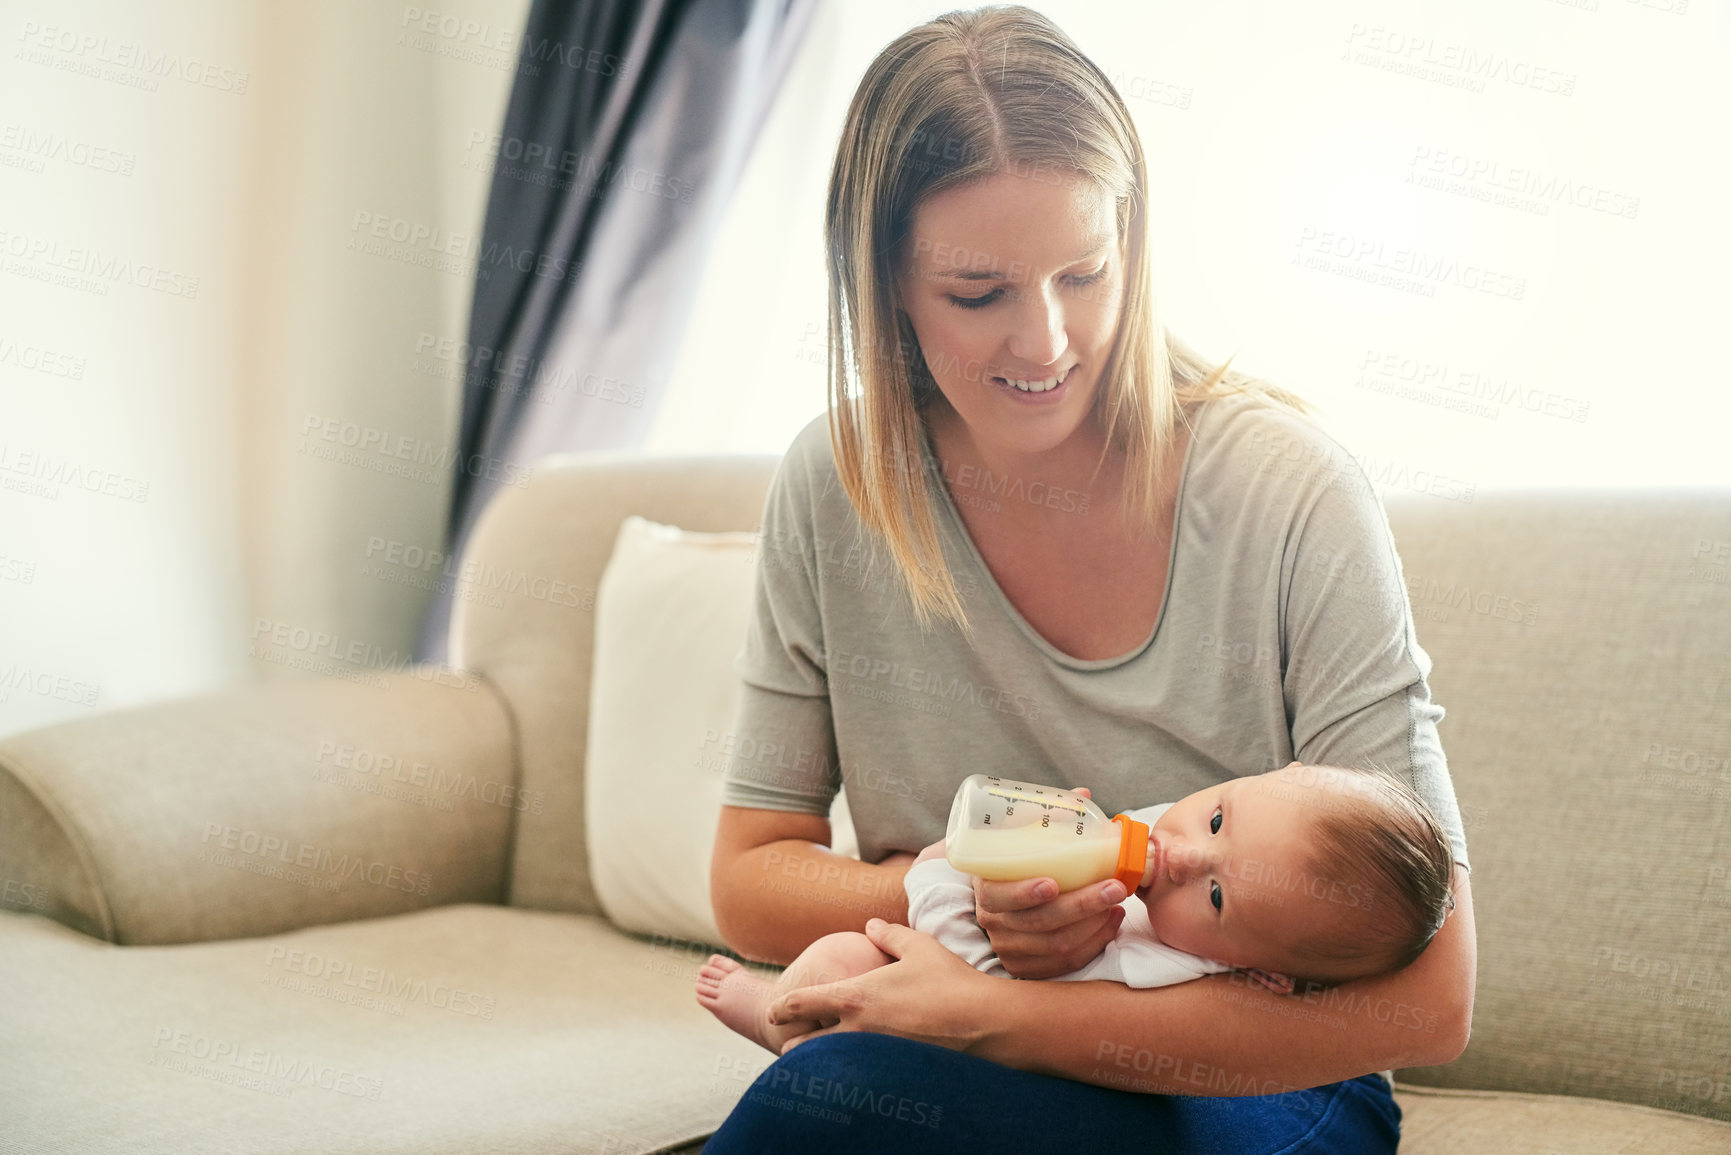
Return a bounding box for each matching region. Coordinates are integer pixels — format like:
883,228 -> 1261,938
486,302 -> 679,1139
894,168 -> 1124,460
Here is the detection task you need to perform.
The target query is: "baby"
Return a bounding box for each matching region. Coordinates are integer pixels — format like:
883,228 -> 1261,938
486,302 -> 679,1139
696,761 -> 1455,1055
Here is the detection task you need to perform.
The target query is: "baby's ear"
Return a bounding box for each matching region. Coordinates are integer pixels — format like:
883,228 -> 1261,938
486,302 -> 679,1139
1244,968 -> 1295,995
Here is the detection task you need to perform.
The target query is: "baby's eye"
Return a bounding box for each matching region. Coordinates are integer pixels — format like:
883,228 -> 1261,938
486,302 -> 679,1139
1210,881 -> 1223,912
1209,807 -> 1223,835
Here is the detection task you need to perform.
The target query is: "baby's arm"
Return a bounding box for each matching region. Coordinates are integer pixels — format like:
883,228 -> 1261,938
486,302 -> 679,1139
905,843 -> 1013,978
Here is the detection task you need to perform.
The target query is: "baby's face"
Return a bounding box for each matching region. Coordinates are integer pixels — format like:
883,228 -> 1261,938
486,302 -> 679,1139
1136,763 -> 1354,974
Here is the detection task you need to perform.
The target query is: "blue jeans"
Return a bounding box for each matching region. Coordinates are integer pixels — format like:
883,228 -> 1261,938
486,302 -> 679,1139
702,1033 -> 1400,1154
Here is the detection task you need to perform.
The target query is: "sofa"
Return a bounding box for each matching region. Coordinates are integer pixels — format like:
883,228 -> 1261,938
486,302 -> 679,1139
2,448 -> 1728,1154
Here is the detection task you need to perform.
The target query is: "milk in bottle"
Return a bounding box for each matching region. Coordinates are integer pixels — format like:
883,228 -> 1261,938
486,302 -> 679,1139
944,774 -> 1151,893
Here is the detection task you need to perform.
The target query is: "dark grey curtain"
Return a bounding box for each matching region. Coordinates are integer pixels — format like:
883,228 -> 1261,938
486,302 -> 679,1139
415,0 -> 817,663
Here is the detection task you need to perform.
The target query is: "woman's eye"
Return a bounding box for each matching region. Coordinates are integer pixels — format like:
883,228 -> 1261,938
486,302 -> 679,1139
949,269 -> 1102,309
1210,881 -> 1223,912
1209,807 -> 1223,835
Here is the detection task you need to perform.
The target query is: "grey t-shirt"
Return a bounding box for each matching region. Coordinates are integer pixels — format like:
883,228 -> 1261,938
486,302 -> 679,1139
719,390 -> 1470,873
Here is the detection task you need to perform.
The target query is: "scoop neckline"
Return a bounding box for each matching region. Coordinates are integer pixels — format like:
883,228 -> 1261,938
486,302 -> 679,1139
920,400 -> 1209,672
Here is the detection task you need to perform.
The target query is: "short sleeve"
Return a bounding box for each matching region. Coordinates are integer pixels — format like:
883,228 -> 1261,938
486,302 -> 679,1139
1279,458 -> 1471,872
718,436 -> 842,815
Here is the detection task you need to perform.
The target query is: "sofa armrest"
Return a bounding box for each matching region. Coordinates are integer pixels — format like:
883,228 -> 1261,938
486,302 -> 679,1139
0,670 -> 518,945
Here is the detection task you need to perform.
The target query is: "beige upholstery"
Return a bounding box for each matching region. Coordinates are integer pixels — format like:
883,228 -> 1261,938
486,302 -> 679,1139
0,903 -> 766,1154
1382,491 -> 1731,1118
0,673 -> 516,945
1,449 -> 1728,1152
1394,1083 -> 1731,1153
451,451 -> 780,915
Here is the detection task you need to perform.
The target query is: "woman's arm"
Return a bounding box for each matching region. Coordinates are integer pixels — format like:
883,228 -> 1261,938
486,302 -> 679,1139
773,865 -> 1475,1091
709,804 -> 917,965
978,864 -> 1475,1089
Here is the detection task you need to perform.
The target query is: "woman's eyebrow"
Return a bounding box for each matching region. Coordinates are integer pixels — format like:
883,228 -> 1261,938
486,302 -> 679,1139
1068,235 -> 1114,263
928,235 -> 1114,281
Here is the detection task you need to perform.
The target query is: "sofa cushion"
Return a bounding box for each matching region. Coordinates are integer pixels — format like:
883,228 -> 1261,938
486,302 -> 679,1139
585,515 -> 860,948
0,904 -> 772,1154
1394,1081 -> 1731,1154
585,515 -> 760,947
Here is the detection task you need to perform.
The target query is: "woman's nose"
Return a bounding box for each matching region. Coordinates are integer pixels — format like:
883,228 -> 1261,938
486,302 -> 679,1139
1005,286 -> 1067,366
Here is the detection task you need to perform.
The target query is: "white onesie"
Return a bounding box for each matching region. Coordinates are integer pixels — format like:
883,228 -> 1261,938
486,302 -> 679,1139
903,803 -> 1232,988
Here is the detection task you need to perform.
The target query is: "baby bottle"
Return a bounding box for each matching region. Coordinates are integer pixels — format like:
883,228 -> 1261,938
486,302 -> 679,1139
944,774 -> 1150,893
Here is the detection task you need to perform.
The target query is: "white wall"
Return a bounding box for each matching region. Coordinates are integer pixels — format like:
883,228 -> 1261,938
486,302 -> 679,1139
3,0 -> 1725,740
649,0 -> 1731,501
0,0 -> 526,739
1,1 -> 256,736
236,0 -> 526,699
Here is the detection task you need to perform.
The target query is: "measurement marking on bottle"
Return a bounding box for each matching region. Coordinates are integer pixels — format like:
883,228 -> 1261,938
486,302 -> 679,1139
984,786 -> 1086,814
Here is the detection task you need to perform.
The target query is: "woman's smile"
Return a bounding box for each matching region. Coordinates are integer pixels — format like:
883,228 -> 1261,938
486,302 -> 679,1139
989,363 -> 1077,402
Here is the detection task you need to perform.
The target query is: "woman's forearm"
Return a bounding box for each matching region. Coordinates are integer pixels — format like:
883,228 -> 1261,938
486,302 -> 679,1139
975,967 -> 1448,1095
969,868 -> 1477,1093
713,837 -> 915,965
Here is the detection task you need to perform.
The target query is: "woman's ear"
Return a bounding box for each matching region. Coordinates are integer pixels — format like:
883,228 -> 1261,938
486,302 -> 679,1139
1244,968 -> 1295,995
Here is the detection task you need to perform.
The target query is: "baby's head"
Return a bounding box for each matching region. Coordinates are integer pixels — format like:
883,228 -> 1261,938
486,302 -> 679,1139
1135,761 -> 1455,991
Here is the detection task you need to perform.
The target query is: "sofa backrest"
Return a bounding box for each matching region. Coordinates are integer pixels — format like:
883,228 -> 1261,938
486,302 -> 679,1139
451,451 -> 779,916
457,447 -> 1731,1121
1383,487 -> 1731,1122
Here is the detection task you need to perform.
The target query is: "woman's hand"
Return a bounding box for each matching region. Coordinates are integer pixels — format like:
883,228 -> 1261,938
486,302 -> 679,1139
768,918 -> 995,1056
973,785 -> 1127,979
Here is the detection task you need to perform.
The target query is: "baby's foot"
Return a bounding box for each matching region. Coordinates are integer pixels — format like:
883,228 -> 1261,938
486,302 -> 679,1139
695,954 -> 782,1053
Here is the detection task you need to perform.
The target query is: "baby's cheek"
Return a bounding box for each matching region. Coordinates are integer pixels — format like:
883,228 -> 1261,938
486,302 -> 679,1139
1140,896 -> 1166,937
1145,902 -> 1202,956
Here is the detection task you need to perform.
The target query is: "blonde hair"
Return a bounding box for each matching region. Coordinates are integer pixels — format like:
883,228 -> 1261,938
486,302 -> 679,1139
823,4 -> 1314,637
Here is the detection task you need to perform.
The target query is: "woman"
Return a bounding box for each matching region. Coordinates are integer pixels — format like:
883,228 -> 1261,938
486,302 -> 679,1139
704,6 -> 1475,1151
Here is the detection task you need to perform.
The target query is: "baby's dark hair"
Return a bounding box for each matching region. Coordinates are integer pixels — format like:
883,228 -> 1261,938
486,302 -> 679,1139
1282,764 -> 1456,988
